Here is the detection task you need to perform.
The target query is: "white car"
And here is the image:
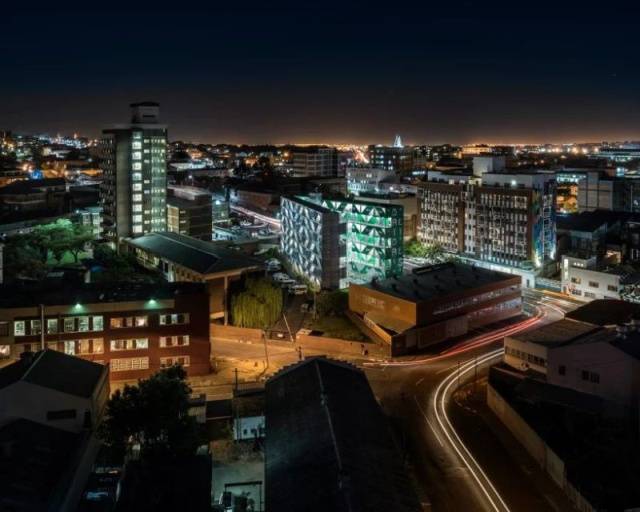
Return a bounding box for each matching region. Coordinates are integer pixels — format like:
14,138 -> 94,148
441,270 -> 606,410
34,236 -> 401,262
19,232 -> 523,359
272,272 -> 291,282
288,284 -> 308,295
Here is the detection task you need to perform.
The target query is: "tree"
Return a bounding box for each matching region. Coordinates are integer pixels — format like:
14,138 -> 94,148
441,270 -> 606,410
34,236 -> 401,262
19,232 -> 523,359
231,277 -> 283,329
99,365 -> 203,463
404,239 -> 447,263
2,236 -> 47,280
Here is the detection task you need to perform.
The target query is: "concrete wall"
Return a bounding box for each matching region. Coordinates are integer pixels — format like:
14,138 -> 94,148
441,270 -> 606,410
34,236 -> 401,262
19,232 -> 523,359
211,324 -> 264,343
295,332 -> 388,358
0,381 -> 95,433
487,383 -> 596,512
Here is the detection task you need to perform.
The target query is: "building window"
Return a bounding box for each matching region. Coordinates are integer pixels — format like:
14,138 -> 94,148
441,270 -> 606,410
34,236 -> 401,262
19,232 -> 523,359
584,292 -> 596,299
93,316 -> 104,331
160,355 -> 190,368
30,320 -> 41,335
64,341 -> 76,355
14,321 -> 25,336
110,338 -> 149,351
0,345 -> 10,358
47,342 -> 59,351
588,281 -> 599,288
46,409 -> 77,421
607,285 -> 617,292
0,322 -> 9,336
570,277 -> 581,284
160,335 -> 190,348
47,319 -> 58,334
64,317 -> 75,332
110,357 -> 150,372
558,365 -> 566,376
159,313 -> 190,325
78,316 -> 90,332
110,316 -> 148,328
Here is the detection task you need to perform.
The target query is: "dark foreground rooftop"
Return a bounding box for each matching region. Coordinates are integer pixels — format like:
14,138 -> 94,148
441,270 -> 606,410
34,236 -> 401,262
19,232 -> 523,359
265,357 -> 420,512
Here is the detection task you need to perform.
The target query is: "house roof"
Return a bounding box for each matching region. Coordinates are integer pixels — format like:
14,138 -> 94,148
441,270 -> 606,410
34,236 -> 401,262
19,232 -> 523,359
508,318 -> 604,348
0,350 -> 106,398
125,232 -> 260,275
265,357 -> 420,512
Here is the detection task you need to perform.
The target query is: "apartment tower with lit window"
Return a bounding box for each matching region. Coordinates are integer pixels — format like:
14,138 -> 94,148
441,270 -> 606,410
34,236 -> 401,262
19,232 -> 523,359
100,102 -> 167,241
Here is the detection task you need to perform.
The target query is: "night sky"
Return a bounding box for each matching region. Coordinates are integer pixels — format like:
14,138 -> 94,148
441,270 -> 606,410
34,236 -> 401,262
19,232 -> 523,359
2,2 -> 639,145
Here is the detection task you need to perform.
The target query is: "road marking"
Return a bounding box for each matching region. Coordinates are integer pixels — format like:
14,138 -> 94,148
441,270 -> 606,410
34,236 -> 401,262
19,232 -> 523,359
415,377 -> 424,386
413,395 -> 444,447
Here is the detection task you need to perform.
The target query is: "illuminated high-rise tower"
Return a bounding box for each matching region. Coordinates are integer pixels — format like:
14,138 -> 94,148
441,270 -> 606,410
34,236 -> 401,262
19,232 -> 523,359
100,102 -> 167,242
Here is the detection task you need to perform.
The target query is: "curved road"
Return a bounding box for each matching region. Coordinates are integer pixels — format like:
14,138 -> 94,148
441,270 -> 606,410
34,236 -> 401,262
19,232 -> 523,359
365,291 -> 578,511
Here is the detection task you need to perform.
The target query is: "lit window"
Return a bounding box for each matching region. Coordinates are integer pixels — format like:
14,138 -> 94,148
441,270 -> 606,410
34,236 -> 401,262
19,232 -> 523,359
30,320 -> 41,335
132,162 -> 142,171
64,341 -> 76,355
133,215 -> 143,223
78,316 -> 89,332
14,321 -> 25,336
47,319 -> 58,334
132,152 -> 142,160
92,316 -> 103,331
133,226 -> 143,234
133,183 -> 142,192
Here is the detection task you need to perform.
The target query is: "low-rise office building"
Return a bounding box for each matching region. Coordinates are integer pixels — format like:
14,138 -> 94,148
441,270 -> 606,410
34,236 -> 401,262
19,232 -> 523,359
349,262 -> 522,355
0,281 -> 211,381
167,186 -> 213,240
123,231 -> 260,322
560,254 -> 640,302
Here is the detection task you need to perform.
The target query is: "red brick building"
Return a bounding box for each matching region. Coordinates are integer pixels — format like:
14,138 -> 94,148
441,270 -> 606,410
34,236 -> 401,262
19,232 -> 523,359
0,282 -> 210,382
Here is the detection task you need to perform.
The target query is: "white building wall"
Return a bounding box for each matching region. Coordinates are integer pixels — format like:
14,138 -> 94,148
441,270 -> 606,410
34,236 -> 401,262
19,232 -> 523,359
0,381 -> 94,433
548,341 -> 638,407
560,262 -> 620,302
504,336 -> 549,374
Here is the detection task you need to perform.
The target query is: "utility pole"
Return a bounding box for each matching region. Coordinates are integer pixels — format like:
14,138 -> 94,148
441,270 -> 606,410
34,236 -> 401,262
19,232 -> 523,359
262,333 -> 270,371
39,304 -> 45,350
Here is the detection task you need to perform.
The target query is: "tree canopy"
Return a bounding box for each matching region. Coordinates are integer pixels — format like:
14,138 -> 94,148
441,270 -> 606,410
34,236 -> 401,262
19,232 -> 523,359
98,365 -> 203,463
231,277 -> 283,329
404,239 -> 448,262
2,219 -> 94,280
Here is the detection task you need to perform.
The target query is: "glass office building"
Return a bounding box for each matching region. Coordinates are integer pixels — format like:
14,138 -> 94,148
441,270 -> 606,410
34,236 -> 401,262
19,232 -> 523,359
280,194 -> 403,289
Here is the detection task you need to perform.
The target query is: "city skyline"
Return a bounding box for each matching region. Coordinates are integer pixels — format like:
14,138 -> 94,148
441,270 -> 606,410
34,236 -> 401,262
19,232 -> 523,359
2,2 -> 639,144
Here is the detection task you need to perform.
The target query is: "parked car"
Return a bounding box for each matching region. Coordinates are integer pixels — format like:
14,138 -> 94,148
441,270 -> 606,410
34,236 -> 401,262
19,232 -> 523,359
288,283 -> 308,295
272,272 -> 290,282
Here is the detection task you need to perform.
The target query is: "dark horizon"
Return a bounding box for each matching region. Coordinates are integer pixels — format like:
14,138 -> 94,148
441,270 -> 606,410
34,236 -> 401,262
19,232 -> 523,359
2,2 -> 639,145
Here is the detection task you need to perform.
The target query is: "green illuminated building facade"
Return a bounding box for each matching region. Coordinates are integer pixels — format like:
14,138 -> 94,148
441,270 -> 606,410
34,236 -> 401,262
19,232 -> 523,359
280,194 -> 403,289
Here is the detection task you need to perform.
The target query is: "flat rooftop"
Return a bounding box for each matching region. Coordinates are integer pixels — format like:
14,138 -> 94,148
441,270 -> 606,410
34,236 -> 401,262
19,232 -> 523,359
358,262 -> 519,302
557,210 -> 624,232
566,299 -> 640,326
508,318 -> 607,348
0,281 -> 205,309
125,232 -> 260,275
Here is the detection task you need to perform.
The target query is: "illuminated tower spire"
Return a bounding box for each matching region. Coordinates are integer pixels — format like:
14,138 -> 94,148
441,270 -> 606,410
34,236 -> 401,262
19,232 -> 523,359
393,134 -> 403,148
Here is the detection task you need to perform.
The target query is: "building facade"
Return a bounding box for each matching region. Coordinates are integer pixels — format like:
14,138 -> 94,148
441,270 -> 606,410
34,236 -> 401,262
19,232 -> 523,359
367,144 -> 414,174
0,282 -> 210,381
291,147 -> 338,177
280,195 -> 403,289
418,172 -> 557,271
100,102 -> 167,241
346,166 -> 398,195
167,186 -> 213,240
349,262 -> 522,355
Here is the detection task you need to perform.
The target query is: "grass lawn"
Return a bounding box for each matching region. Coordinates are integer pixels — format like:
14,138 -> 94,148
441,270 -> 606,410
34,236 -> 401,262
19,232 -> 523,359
310,315 -> 365,341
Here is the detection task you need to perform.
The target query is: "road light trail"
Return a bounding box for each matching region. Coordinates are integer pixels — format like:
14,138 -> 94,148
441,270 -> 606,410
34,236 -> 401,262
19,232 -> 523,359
365,302 -> 544,368
432,348 -> 510,512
